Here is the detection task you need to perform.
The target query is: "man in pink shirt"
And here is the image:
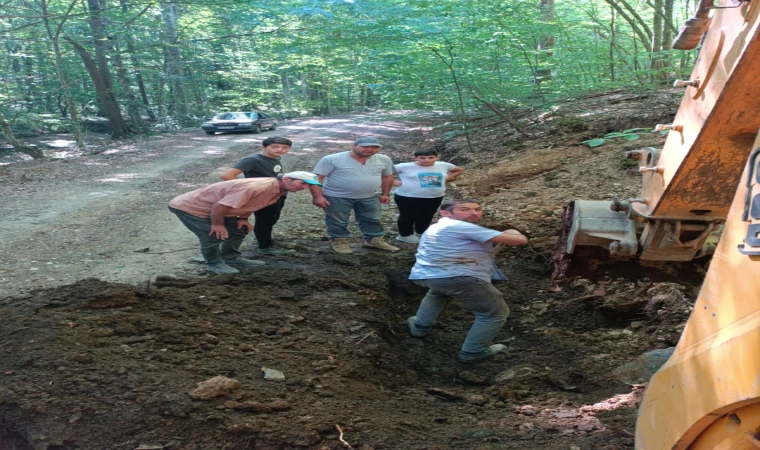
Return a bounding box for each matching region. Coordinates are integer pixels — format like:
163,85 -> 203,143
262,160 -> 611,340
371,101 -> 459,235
169,172 -> 321,274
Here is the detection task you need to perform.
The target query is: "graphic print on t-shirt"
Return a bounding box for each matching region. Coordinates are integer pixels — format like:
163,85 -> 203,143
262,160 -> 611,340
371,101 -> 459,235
273,164 -> 282,173
418,172 -> 444,188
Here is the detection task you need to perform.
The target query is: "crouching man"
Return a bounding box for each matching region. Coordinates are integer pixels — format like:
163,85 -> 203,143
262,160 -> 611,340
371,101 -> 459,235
168,172 -> 322,274
406,199 -> 528,363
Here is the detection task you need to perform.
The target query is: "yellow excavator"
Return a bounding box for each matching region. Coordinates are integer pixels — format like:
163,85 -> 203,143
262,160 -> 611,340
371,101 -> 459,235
559,0 -> 760,447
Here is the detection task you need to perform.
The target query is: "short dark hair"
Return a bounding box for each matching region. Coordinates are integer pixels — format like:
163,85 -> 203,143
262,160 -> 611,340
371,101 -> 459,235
262,136 -> 292,147
413,149 -> 439,157
440,198 -> 480,212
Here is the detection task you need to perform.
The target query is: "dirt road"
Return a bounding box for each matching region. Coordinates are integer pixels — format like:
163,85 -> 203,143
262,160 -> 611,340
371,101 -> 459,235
0,115 -> 414,298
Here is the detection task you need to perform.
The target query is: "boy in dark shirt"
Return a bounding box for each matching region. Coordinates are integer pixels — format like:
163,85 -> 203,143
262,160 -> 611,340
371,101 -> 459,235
220,136 -> 296,255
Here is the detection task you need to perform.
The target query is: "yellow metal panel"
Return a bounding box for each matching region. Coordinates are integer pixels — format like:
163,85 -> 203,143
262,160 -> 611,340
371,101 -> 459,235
635,134 -> 760,449
637,3 -> 760,219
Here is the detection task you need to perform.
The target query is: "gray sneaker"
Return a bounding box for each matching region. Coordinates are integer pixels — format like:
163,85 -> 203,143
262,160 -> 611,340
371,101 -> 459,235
256,247 -> 296,256
395,234 -> 420,244
458,344 -> 507,363
205,262 -> 240,274
407,316 -> 430,337
224,257 -> 266,268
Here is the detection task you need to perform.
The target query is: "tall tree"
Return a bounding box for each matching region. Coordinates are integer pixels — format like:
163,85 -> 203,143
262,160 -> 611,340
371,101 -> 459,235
40,0 -> 85,152
159,0 -> 188,119
536,0 -> 555,84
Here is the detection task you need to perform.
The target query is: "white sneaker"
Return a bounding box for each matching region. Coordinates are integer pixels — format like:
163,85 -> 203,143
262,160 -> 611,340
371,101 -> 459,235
395,234 -> 420,244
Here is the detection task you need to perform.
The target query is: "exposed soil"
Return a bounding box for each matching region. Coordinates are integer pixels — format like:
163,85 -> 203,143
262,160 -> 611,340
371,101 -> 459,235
1,94 -> 703,450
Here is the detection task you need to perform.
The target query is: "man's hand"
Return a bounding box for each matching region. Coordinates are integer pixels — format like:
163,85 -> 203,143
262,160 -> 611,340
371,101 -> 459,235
379,194 -> 391,205
237,219 -> 253,233
313,196 -> 331,209
209,224 -> 229,240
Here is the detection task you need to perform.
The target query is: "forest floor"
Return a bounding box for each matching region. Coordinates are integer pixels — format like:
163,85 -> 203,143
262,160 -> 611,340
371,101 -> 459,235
0,89 -> 705,450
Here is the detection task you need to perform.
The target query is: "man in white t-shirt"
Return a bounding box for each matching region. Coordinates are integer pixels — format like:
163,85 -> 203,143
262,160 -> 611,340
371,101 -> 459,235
393,149 -> 463,244
310,136 -> 400,254
407,199 -> 528,363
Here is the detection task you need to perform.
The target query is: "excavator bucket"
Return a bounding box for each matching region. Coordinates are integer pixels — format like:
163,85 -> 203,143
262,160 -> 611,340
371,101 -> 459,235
565,200 -> 638,256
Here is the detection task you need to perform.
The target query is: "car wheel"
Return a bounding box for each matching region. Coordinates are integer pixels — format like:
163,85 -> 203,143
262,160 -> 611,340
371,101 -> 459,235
204,131 -> 215,135
252,125 -> 262,134
270,123 -> 277,130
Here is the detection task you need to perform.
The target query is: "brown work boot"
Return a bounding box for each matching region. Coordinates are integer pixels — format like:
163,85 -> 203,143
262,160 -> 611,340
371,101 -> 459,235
363,236 -> 400,252
331,238 -> 353,254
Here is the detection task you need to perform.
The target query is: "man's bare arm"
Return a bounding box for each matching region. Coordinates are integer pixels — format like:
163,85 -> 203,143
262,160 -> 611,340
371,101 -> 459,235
220,168 -> 243,181
310,175 -> 330,208
446,167 -> 464,181
380,174 -> 394,195
488,230 -> 528,246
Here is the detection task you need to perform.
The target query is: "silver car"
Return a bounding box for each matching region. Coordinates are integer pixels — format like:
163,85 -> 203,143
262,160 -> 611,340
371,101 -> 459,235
201,111 -> 278,135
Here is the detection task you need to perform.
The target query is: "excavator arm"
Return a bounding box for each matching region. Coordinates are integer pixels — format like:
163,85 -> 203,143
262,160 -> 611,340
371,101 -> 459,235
596,1 -> 760,449
557,0 -> 760,448
564,0 -> 760,262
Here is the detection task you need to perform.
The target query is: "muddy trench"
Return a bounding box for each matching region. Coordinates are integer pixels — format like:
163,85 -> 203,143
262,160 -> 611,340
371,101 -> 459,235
0,235 -> 686,450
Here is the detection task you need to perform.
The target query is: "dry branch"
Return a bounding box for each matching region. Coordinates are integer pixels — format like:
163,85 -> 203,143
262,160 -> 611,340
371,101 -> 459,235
471,94 -> 531,136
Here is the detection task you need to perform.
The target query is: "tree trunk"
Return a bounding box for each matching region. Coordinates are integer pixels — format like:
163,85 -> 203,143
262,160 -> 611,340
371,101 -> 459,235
652,0 -> 664,69
610,6 -> 616,81
431,43 -> 474,154
601,0 -> 653,52
298,73 -> 308,100
24,49 -> 39,111
119,0 -> 156,120
280,72 -> 292,109
110,36 -> 145,131
64,36 -> 131,138
536,0 -> 555,84
0,110 -> 44,159
321,76 -> 334,115
160,0 -> 188,119
86,0 -> 116,96
663,0 -> 675,49
157,59 -> 167,118
40,0 -> 85,152
5,37 -> 25,103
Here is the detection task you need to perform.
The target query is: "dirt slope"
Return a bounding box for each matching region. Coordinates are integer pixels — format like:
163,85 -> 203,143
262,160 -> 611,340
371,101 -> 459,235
1,99 -> 700,450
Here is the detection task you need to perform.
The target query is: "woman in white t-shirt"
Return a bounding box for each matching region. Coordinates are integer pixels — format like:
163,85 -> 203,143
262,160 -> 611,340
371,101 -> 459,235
393,149 -> 463,243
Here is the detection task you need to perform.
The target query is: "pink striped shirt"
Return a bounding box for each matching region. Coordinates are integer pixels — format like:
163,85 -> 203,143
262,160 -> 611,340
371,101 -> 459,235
169,178 -> 281,218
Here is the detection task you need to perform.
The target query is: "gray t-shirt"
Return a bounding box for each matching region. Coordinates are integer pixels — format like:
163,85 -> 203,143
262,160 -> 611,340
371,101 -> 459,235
410,217 -> 502,282
313,151 -> 394,199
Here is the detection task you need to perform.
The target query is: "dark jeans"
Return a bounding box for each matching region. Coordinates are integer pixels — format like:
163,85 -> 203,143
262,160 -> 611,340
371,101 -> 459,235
394,194 -> 444,236
169,206 -> 249,264
253,196 -> 285,249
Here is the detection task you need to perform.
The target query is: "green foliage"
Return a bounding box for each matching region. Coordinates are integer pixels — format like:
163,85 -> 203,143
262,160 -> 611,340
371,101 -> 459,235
0,0 -> 695,137
582,128 -> 651,148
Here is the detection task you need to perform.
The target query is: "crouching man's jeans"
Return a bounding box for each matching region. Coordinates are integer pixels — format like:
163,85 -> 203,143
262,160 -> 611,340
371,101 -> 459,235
323,195 -> 384,240
412,276 -> 509,355
169,206 -> 249,264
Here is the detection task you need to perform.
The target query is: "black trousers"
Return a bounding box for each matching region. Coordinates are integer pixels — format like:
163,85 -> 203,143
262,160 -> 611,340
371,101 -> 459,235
394,194 -> 444,236
253,196 -> 286,249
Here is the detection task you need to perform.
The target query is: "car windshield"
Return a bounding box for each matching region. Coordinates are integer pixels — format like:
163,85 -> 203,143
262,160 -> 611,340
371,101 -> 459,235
213,112 -> 253,120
